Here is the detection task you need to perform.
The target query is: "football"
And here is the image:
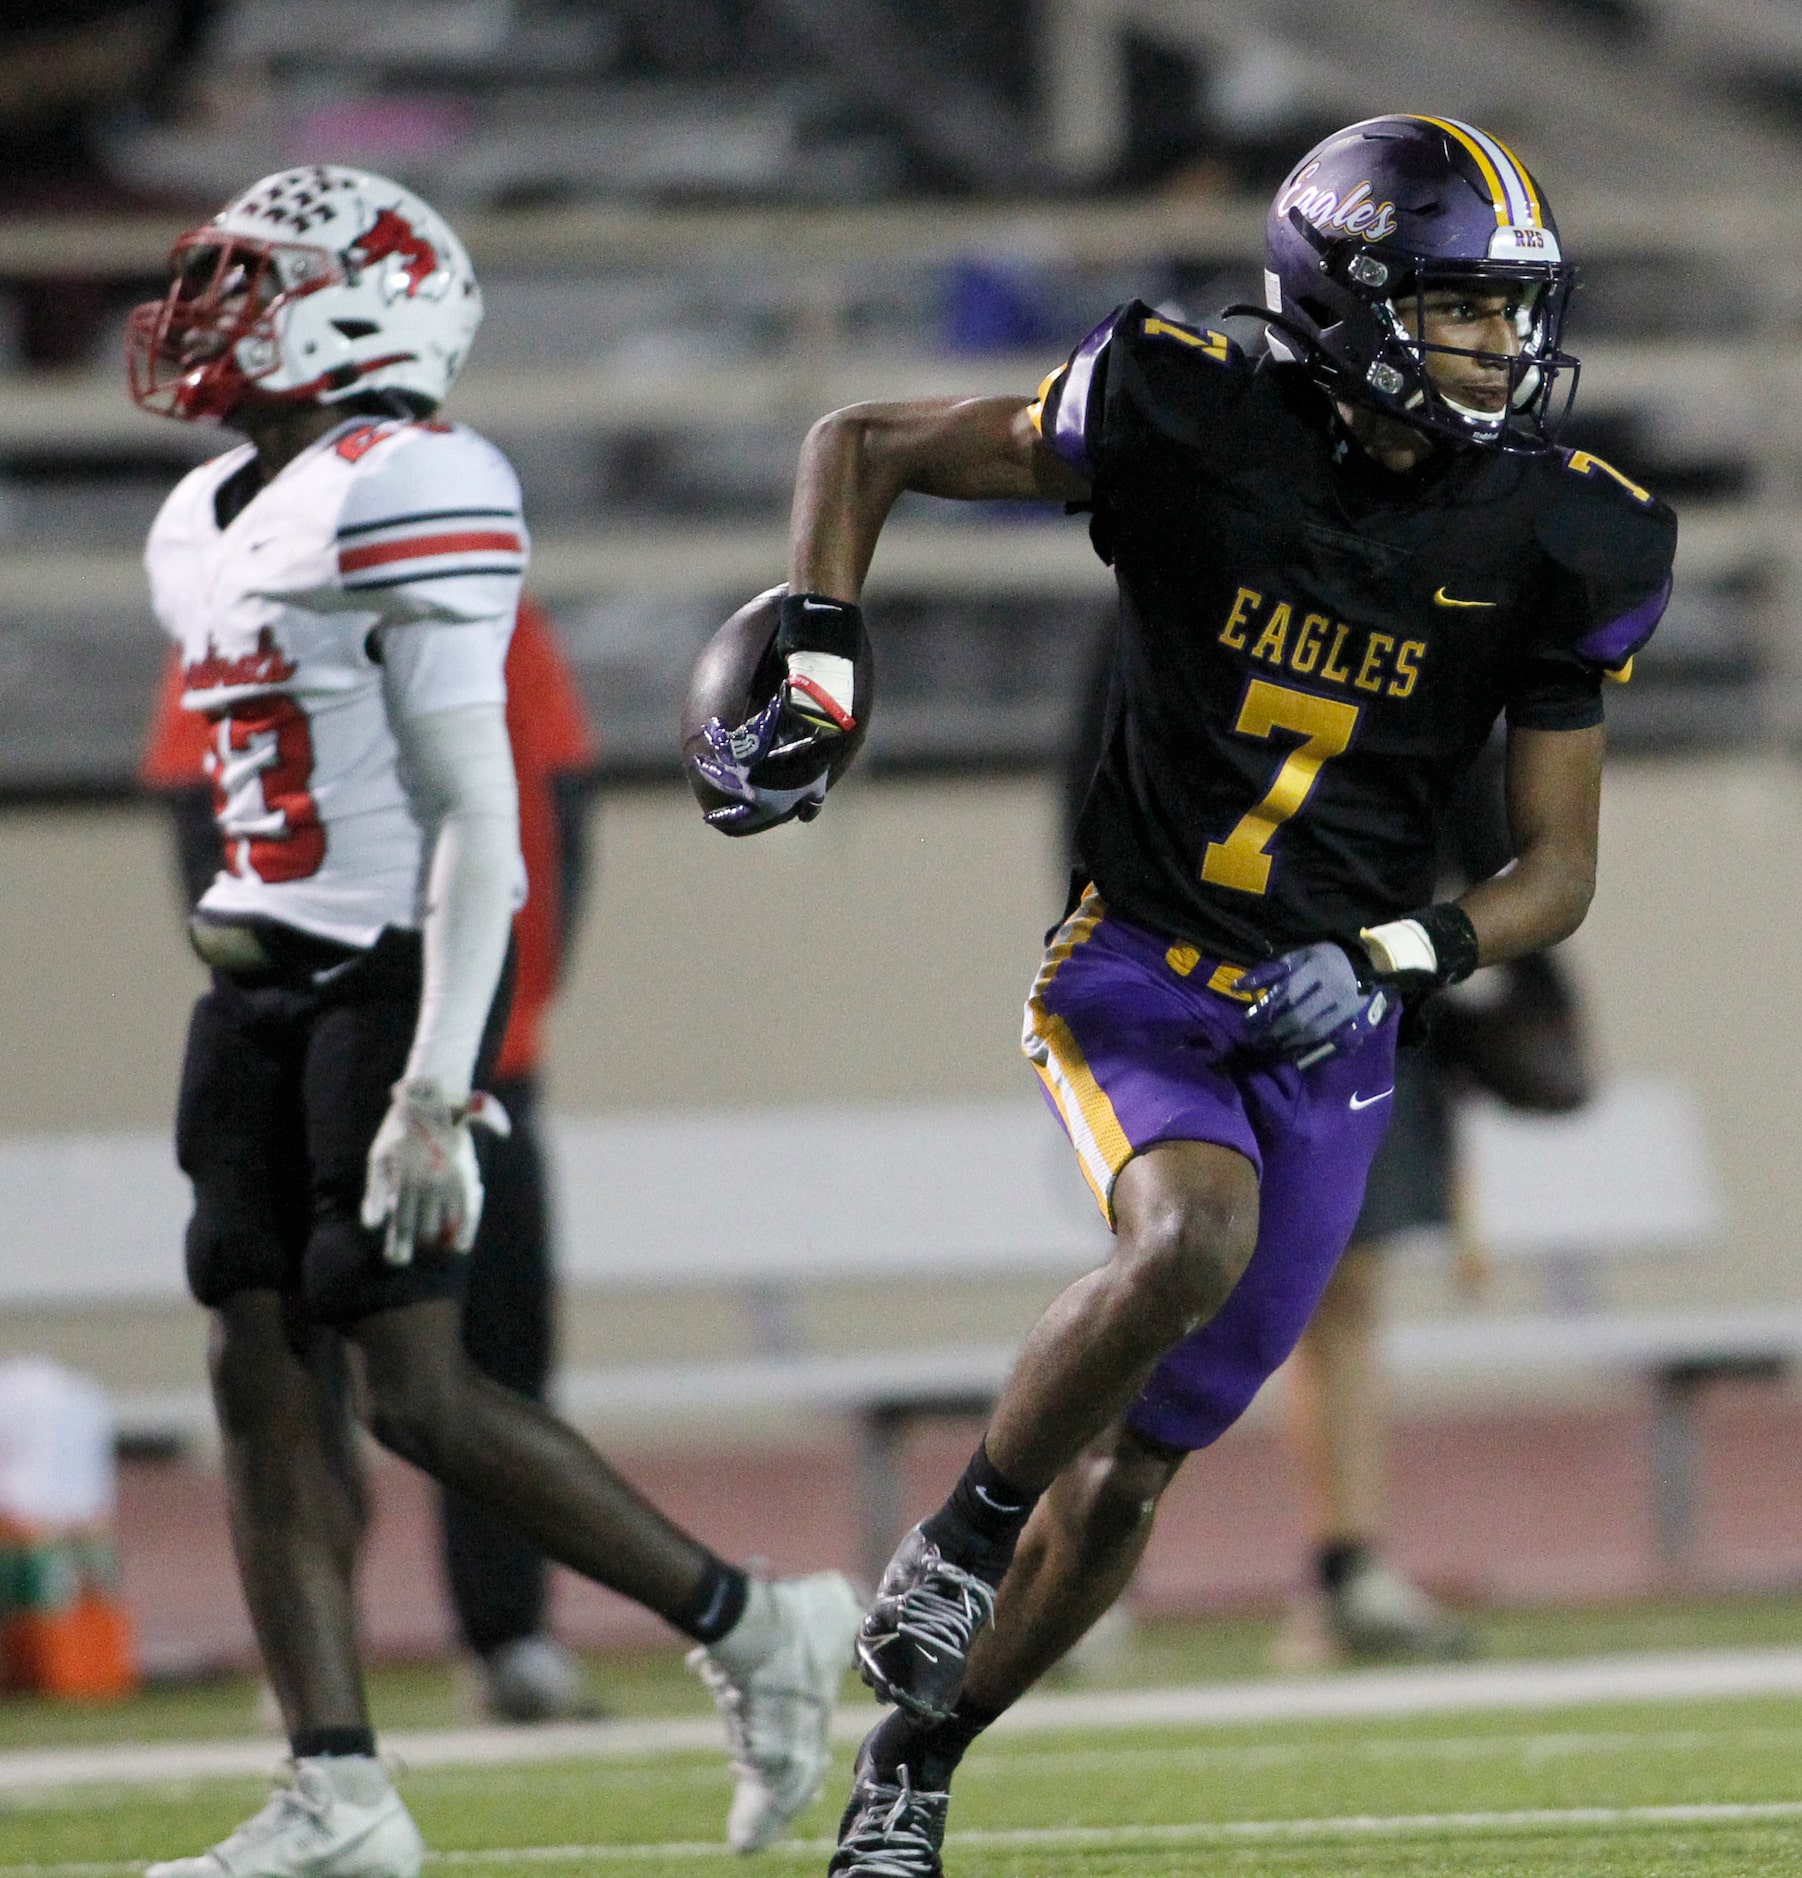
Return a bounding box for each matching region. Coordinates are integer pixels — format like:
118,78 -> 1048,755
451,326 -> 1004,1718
680,583 -> 875,818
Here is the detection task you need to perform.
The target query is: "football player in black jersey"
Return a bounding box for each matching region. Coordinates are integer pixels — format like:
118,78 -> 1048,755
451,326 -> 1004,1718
694,115 -> 1676,1875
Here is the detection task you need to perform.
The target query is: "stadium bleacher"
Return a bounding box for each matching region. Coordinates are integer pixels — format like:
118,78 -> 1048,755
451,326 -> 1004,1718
4,0 -> 1802,792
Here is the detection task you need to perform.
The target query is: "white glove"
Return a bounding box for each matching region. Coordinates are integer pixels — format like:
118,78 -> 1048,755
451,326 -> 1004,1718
360,1079 -> 511,1266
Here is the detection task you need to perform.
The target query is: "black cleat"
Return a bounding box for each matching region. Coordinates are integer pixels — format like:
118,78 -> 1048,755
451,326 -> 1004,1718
856,1524 -> 998,1723
828,1737 -> 950,1878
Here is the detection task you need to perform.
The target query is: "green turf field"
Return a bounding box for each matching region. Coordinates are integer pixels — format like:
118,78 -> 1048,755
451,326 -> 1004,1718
4,1600 -> 1802,1876
6,1698 -> 1802,1875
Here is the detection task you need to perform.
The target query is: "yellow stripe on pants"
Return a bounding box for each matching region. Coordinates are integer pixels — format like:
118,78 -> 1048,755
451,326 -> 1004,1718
1021,888 -> 1134,1222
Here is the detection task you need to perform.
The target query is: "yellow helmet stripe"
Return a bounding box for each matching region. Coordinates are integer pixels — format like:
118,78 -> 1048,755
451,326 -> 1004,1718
1480,127 -> 1544,227
1412,115 -> 1542,230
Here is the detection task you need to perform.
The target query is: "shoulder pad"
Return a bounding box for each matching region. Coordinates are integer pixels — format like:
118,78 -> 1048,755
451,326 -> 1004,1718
1127,308 -> 1241,368
334,422 -> 525,596
336,422 -> 521,521
1538,447 -> 1677,671
1540,446 -> 1675,573
148,443 -> 255,554
171,441 -> 256,504
329,418 -> 408,465
1031,299 -> 1250,482
1104,301 -> 1257,464
1553,446 -> 1660,514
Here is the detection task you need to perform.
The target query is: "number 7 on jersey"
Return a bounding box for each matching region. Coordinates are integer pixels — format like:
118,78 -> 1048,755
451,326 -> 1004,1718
1201,680 -> 1361,895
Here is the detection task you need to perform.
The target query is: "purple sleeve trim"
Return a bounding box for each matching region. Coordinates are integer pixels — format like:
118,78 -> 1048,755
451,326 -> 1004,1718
1048,311 -> 1121,479
1575,571 -> 1671,668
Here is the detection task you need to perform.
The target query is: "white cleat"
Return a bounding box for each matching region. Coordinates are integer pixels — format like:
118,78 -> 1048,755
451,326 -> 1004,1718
480,1634 -> 605,1724
1328,1557 -> 1478,1661
145,1756 -> 423,1878
688,1570 -> 863,1853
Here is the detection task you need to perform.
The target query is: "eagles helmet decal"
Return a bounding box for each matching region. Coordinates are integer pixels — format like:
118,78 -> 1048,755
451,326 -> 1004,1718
1258,115 -> 1578,451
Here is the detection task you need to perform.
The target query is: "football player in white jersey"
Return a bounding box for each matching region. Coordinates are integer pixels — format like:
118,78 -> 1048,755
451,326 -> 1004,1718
129,166 -> 859,1877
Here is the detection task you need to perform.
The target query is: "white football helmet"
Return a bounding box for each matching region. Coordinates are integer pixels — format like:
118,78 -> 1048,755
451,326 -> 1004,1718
127,166 -> 482,424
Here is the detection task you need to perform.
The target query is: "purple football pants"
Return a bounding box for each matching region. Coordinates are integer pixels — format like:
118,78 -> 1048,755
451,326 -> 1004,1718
1023,890 -> 1398,1451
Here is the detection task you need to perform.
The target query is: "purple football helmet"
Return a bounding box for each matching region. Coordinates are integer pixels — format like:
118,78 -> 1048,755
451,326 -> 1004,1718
1259,115 -> 1578,451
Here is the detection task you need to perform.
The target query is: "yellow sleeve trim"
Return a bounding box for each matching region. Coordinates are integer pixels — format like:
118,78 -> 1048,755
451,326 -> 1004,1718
1026,365 -> 1062,438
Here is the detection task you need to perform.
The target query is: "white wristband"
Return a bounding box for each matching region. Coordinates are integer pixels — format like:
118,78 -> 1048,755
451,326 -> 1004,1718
785,650 -> 856,717
1360,917 -> 1438,978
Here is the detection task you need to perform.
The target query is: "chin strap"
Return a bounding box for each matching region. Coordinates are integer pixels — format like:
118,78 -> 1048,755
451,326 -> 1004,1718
1220,303 -> 1326,367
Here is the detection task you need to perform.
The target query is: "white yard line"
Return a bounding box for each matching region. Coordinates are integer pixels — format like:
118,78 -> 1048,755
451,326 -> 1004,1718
5,1646 -> 1802,1795
7,1800 -> 1802,1876
982,1645 -> 1802,1736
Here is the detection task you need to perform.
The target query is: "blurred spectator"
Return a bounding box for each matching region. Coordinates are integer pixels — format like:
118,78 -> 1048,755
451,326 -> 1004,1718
941,259 -> 1062,357
1110,30 -> 1219,193
140,595 -> 611,1722
0,4 -> 219,369
0,2 -> 218,366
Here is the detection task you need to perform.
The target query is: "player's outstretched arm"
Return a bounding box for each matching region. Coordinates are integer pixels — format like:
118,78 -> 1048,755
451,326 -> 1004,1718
788,395 -> 1089,601
1455,723 -> 1604,965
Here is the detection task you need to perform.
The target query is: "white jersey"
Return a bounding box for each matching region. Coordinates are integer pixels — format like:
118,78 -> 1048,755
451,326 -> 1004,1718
145,416 -> 528,946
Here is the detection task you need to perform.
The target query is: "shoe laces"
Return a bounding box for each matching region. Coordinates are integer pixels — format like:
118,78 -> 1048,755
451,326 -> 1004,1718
217,1763 -> 335,1854
882,1555 -> 997,1664
835,1770 -> 947,1877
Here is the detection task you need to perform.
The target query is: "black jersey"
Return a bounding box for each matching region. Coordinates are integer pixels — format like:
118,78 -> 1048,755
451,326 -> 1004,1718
1034,301 -> 1676,963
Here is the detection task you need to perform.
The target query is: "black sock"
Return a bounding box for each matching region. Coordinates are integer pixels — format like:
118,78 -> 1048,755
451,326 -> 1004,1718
290,1725 -> 377,1761
675,1558 -> 750,1644
920,1442 -> 1040,1580
865,1694 -> 1002,1791
1317,1540 -> 1369,1596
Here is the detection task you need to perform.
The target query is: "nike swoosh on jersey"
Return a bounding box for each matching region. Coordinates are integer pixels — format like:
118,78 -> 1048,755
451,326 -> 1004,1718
1433,587 -> 1498,608
1348,1088 -> 1394,1111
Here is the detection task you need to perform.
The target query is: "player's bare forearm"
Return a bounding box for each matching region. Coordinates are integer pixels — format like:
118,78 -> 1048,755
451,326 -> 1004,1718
1456,723 -> 1603,965
789,396 -> 1088,600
